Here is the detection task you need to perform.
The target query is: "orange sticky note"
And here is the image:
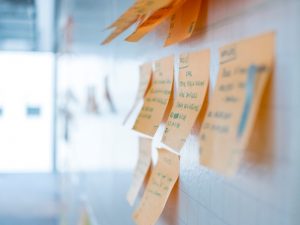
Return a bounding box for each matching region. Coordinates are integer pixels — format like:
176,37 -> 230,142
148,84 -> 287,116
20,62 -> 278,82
134,63 -> 153,103
102,19 -> 138,45
133,148 -> 179,225
102,0 -> 175,44
133,56 -> 174,137
126,0 -> 186,42
164,0 -> 202,46
123,63 -> 153,125
199,32 -> 275,176
127,138 -> 152,206
161,50 -> 210,152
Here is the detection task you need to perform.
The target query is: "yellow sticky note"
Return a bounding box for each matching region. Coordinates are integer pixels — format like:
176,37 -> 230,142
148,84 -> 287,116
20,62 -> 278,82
133,56 -> 174,137
164,0 -> 202,46
199,32 -> 275,176
123,63 -> 153,125
162,50 -> 210,152
126,0 -> 186,42
133,148 -> 179,225
127,138 -> 152,206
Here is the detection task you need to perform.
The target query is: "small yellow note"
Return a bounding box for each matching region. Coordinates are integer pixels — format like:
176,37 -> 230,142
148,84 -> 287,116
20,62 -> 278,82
127,138 -> 152,206
126,0 -> 186,42
123,63 -> 153,125
133,148 -> 179,225
161,50 -> 210,152
164,0 -> 202,46
199,32 -> 275,175
133,56 -> 174,137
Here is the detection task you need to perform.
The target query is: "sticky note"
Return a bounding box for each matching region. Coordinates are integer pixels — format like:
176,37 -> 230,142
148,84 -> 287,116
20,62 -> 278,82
123,63 -> 153,125
161,50 -> 210,152
127,138 -> 152,206
126,0 -> 186,42
102,0 -> 175,44
199,32 -> 275,175
133,148 -> 179,225
164,0 -> 202,46
133,56 -> 174,137
134,63 -> 153,103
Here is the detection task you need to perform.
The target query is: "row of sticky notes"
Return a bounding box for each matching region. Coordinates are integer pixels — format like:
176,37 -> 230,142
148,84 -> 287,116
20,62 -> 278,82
102,0 -> 202,46
126,32 -> 275,225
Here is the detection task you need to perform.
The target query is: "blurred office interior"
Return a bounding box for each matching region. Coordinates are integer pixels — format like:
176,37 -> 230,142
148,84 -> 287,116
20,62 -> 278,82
0,0 -> 140,224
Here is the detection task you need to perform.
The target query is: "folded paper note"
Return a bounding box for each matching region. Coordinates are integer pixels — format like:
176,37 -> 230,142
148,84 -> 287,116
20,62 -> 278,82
127,138 -> 152,206
199,32 -> 275,176
133,148 -> 179,225
102,0 -> 176,44
133,56 -> 174,137
161,50 -> 210,152
126,0 -> 186,42
164,0 -> 202,46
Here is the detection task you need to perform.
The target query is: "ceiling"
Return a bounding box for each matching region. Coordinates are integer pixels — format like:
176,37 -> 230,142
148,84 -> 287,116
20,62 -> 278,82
0,0 -> 54,52
0,0 -> 157,57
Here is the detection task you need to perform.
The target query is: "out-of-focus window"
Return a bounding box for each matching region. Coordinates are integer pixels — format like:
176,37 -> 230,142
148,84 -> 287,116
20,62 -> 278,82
0,52 -> 54,172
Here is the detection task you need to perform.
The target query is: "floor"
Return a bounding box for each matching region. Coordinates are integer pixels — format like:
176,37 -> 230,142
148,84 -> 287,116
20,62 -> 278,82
0,173 -> 61,225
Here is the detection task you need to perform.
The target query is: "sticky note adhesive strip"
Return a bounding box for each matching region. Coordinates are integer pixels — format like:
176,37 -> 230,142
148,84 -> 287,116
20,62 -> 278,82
164,0 -> 202,46
123,63 -> 153,125
161,49 -> 210,152
133,56 -> 174,137
199,32 -> 275,176
133,148 -> 179,225
127,137 -> 152,206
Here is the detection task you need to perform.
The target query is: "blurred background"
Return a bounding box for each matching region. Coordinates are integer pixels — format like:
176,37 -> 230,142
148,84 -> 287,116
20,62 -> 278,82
0,0 -> 142,224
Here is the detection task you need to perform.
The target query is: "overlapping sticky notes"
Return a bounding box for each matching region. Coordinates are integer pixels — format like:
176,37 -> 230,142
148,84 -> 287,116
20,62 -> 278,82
133,56 -> 174,137
161,50 -> 210,152
102,0 -> 206,45
164,0 -> 202,46
123,63 -> 153,125
127,137 -> 152,206
133,148 -> 179,225
102,0 -> 176,44
126,0 -> 186,42
199,32 -> 275,176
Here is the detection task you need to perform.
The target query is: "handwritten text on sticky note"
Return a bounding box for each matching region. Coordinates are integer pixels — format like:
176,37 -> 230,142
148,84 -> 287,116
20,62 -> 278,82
199,32 -> 275,175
